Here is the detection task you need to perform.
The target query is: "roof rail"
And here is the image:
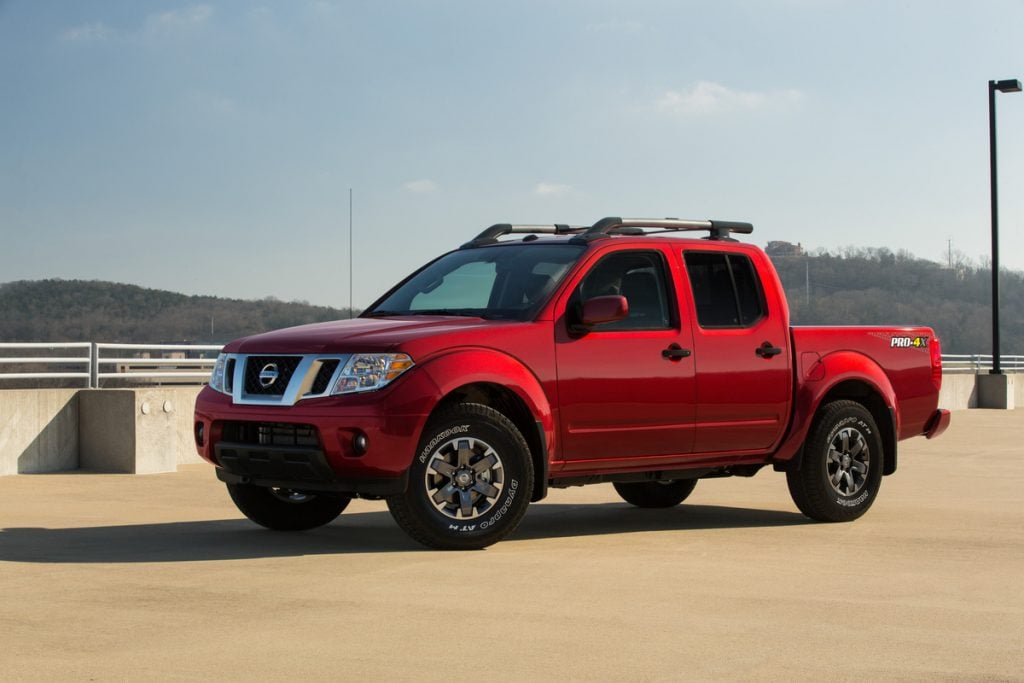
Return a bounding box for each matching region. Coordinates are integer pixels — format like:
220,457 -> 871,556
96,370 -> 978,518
571,217 -> 754,243
461,223 -> 586,248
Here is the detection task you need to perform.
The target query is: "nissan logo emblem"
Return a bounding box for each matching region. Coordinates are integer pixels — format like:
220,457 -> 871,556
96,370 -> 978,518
258,363 -> 279,388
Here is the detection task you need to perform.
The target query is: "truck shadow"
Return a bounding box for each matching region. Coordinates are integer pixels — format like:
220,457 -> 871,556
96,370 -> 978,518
0,503 -> 809,563
512,502 -> 810,541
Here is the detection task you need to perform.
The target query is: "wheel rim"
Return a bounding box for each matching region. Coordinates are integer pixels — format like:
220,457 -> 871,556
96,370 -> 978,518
424,436 -> 505,521
826,427 -> 870,496
269,488 -> 313,504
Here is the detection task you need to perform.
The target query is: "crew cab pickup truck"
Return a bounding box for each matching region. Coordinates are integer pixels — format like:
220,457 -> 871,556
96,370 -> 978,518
194,217 -> 950,549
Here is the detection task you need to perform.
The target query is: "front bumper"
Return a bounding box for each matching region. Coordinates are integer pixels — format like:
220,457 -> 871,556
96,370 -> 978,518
194,368 -> 440,481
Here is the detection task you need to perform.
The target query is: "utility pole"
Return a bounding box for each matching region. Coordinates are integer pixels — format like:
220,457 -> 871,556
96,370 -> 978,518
805,258 -> 810,306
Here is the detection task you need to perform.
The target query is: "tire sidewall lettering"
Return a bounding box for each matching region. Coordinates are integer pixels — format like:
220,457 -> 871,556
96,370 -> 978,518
418,424 -> 470,464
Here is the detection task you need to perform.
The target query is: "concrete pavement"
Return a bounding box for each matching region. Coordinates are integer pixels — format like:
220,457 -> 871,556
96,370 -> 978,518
1,409 -> 1021,681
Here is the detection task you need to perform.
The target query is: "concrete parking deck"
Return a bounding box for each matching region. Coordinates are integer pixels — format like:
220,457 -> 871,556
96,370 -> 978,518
1,409 -> 1021,681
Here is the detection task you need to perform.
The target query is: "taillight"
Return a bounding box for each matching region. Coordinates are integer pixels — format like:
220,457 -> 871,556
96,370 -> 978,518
930,336 -> 942,391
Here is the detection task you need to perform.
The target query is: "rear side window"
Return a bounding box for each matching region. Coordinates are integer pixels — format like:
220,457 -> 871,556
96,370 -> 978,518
684,252 -> 766,328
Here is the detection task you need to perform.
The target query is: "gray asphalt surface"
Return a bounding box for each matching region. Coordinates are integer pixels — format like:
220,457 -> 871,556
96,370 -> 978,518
1,409 -> 1021,681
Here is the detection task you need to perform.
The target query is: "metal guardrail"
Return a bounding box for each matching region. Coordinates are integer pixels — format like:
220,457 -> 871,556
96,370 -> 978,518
0,342 -> 222,388
941,354 -> 1024,373
1,344 -> 1020,387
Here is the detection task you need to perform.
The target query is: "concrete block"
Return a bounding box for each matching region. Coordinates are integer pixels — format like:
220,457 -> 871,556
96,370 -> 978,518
938,373 -> 979,411
79,387 -> 205,473
0,389 -> 79,476
977,373 -> 1016,410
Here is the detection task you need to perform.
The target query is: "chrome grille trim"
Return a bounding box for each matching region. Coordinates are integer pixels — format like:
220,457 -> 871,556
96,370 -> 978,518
224,353 -> 351,406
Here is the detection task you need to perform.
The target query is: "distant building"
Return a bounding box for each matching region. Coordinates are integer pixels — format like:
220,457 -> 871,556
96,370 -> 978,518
765,240 -> 804,257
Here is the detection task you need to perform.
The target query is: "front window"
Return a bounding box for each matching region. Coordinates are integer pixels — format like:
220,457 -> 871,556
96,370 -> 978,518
366,244 -> 585,321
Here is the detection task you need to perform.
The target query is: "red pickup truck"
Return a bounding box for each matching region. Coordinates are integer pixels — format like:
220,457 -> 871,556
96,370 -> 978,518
194,217 -> 950,549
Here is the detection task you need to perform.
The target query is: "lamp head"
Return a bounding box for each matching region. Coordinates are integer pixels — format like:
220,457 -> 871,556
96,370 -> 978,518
993,79 -> 1022,93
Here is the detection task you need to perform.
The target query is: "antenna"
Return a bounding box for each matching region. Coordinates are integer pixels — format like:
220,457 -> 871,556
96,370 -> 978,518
349,188 -> 353,318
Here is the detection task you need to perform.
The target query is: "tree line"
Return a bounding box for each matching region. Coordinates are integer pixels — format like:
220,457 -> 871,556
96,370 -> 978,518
0,279 -> 359,344
2,250 -> 1021,354
770,247 -> 1023,354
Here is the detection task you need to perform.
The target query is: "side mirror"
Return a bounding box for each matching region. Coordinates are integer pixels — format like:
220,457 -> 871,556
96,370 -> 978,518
581,295 -> 629,326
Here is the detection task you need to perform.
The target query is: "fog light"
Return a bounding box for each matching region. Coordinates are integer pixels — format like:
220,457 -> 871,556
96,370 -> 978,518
352,432 -> 369,456
194,422 -> 205,447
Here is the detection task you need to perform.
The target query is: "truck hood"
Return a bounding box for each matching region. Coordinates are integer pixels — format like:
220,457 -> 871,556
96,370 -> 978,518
228,316 -> 513,354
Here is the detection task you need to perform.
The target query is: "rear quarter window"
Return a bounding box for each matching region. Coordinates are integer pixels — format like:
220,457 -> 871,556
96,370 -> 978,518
684,252 -> 766,328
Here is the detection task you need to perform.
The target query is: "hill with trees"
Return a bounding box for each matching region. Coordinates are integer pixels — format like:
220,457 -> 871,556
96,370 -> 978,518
2,248 -> 1022,354
771,247 -> 1024,355
0,279 -> 358,344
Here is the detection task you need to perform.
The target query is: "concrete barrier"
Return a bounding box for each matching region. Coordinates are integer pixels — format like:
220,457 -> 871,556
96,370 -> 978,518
1,387 -> 203,476
938,373 -> 979,410
79,387 -> 204,474
0,389 -> 79,476
0,373 -> 1018,477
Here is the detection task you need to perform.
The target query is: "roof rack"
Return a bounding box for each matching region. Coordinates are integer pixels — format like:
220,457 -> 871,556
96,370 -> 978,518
571,217 -> 754,243
461,223 -> 586,248
460,216 -> 754,249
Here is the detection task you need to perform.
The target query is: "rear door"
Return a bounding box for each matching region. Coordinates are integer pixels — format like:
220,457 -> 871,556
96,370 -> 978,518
554,246 -> 697,465
681,247 -> 792,454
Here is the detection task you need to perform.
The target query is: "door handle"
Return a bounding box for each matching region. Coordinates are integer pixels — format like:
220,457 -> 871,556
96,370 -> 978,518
756,342 -> 783,358
662,344 -> 692,361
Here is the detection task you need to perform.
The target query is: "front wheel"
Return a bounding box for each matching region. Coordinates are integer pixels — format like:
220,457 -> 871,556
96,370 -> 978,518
787,400 -> 884,522
227,483 -> 350,531
387,403 -> 534,550
613,479 -> 697,508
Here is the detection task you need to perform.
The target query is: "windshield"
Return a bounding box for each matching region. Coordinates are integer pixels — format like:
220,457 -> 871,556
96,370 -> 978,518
366,243 -> 585,321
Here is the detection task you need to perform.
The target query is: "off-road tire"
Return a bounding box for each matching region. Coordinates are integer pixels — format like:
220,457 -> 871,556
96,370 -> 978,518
227,483 -> 350,531
787,400 -> 883,522
387,403 -> 534,550
613,479 -> 698,508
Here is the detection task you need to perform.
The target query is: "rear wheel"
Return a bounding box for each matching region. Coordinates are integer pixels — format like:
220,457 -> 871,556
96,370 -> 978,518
387,403 -> 534,550
787,400 -> 883,522
227,483 -> 350,531
613,479 -> 698,508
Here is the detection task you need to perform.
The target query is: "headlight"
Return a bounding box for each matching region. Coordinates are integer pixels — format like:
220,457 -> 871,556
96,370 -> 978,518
331,353 -> 414,394
209,353 -> 229,394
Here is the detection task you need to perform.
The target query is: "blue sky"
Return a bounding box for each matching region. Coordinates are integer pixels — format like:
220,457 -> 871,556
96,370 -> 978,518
2,0 -> 1023,307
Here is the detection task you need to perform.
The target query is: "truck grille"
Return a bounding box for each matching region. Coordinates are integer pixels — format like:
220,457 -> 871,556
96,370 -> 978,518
244,356 -> 302,396
220,353 -> 350,405
310,359 -> 340,395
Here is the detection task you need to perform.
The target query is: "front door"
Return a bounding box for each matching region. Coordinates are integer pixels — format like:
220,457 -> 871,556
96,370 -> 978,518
554,248 -> 696,466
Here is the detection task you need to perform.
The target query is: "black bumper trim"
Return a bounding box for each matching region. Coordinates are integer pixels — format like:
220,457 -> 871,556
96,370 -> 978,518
215,442 -> 337,483
215,465 -> 408,497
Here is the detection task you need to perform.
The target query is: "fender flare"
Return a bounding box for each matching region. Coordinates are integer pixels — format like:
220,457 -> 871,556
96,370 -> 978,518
774,351 -> 899,470
417,348 -> 556,490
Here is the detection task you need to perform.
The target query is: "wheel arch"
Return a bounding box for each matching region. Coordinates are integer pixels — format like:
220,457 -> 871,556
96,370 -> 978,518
420,349 -> 554,502
429,382 -> 548,501
774,351 -> 899,475
816,380 -> 897,475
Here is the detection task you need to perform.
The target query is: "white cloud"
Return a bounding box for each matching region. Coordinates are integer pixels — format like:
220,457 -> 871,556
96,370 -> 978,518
60,22 -> 113,43
144,5 -> 213,35
403,179 -> 438,194
657,81 -> 804,117
534,183 -> 573,197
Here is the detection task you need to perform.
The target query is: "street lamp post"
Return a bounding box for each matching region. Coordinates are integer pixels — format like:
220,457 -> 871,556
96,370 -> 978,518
988,78 -> 1021,375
